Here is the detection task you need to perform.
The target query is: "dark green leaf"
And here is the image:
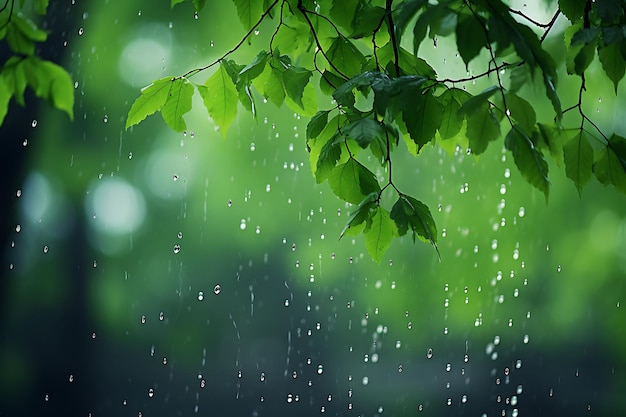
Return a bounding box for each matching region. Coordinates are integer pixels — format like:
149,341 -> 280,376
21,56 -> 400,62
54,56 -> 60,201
375,42 -> 437,77
364,206 -> 396,263
595,0 -> 622,22
505,127 -> 550,201
343,117 -> 385,149
457,85 -> 499,117
126,77 -> 173,129
332,71 -> 380,107
340,192 -> 378,238
192,0 -> 207,11
390,194 -> 439,254
402,90 -> 443,150
350,5 -> 386,39
232,0 -> 264,30
34,0 -> 49,14
598,42 -> 626,94
330,0 -> 359,30
239,51 -> 268,84
319,71 -> 345,95
571,27 -> 601,46
455,13 -> 487,68
253,64 -> 286,107
558,0 -> 586,23
564,131 -> 593,196
505,92 -> 536,136
394,0 -> 426,42
283,66 -> 312,109
307,110 -> 330,140
508,65 -> 532,93
198,64 -> 239,137
161,78 -> 194,132
465,106 -> 500,154
315,131 -> 344,183
594,137 -> 626,193
536,123 -> 566,167
437,88 -> 463,140
171,0 -> 186,8
328,158 -> 380,204
327,37 -> 366,77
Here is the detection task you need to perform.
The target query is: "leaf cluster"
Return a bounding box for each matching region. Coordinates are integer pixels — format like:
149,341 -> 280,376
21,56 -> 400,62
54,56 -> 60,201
0,0 -> 74,124
125,0 -> 626,262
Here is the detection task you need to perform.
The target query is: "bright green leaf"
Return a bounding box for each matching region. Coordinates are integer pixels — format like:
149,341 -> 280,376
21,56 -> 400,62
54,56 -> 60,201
599,42 -> 626,94
437,89 -> 463,140
253,63 -> 286,107
0,76 -> 11,125
315,131 -> 344,183
239,50 -> 268,84
505,127 -> 550,201
232,0 -> 264,30
285,80 -> 317,116
563,131 -> 593,196
328,158 -> 380,204
36,59 -> 74,120
199,63 -> 239,137
126,77 -> 173,129
330,0 -> 359,30
161,77 -> 194,132
594,141 -> 626,193
364,206 -> 396,263
319,71 -> 345,95
192,0 -> 207,11
171,0 -> 186,8
34,0 -> 49,14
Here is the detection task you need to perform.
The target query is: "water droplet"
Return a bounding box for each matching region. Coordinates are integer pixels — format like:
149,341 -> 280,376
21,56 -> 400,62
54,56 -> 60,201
78,27 -> 84,35
250,142 -> 256,151
148,388 -> 154,398
227,199 -> 232,207
172,174 -> 178,181
31,119 -> 38,127
140,315 -> 146,324
317,364 -> 323,374
173,244 -> 181,254
499,184 -> 507,194
177,231 -> 183,239
103,115 -> 108,123
69,374 -> 74,382
128,152 -> 133,159
426,348 -> 433,358
159,312 -> 164,321
43,245 -> 49,254
197,291 -> 204,301
214,284 -> 221,295
22,138 -> 28,146
240,219 -> 246,230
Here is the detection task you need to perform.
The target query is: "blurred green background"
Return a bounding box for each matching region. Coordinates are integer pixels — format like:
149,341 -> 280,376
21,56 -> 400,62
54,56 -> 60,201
1,1 -> 625,416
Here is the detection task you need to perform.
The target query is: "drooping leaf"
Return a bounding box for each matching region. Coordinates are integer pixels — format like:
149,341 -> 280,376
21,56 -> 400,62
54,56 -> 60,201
570,27 -> 601,46
329,0 -> 359,31
563,131 -> 593,196
455,13 -> 487,68
126,77 -> 173,129
253,63 -> 286,107
558,0 -> 587,22
504,92 -> 536,136
0,77 -> 11,125
327,36 -> 366,77
273,19 -> 312,57
198,63 -> 239,137
364,206 -> 396,263
598,42 -> 626,94
350,5 -> 386,39
232,0 -> 264,31
315,131 -> 344,183
282,66 -> 312,108
375,42 -> 437,78
505,126 -> 550,201
437,88 -> 463,140
285,80 -> 317,116
319,70 -> 345,95
536,123 -> 566,167
171,0 -> 187,8
307,110 -> 330,140
343,117 -> 385,149
332,71 -> 379,107
239,50 -> 268,84
192,0 -> 207,11
390,194 -> 438,254
328,158 -> 380,204
340,192 -> 378,238
402,90 -> 443,150
37,59 -> 74,120
465,106 -> 500,154
161,77 -> 194,132
457,85 -> 499,117
508,65 -> 532,93
594,139 -> 626,194
1,56 -> 28,105
393,0 -> 426,43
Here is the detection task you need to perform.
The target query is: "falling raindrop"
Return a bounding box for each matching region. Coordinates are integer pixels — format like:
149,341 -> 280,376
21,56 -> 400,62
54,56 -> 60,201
214,285 -> 221,295
197,291 -> 204,301
173,244 -> 181,254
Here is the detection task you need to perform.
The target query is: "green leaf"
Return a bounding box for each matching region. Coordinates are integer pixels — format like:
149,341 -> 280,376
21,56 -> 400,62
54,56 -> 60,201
273,20 -> 312,57
315,131 -> 344,183
253,63 -> 285,107
285,81 -> 317,116
571,27 -> 601,46
328,158 -> 380,204
364,206 -> 396,264
558,0 -> 587,22
192,0 -> 207,11
199,63 -> 239,137
504,92 -> 536,136
458,85 -> 499,117
390,194 -> 439,254
330,0 -> 359,30
282,66 -> 312,109
536,123 -> 566,167
563,131 -> 593,196
437,88 -> 463,140
239,50 -> 268,84
394,0 -> 426,42
0,76 -> 11,125
327,36 -> 366,77
38,59 -> 75,120
594,138 -> 626,193
465,106 -> 500,155
332,71 -> 379,108
161,77 -> 194,132
507,65 -> 532,93
599,42 -> 626,94
126,77 -> 173,129
455,13 -> 487,68
350,5 -> 386,39
505,127 -> 550,201
1,57 -> 27,105
375,42 -> 437,78
340,192 -> 378,238
402,90 -> 443,150
34,0 -> 49,14
232,0 -> 264,30
319,71 -> 345,95
307,110 -> 330,140
343,117 -> 385,149
171,0 -> 186,7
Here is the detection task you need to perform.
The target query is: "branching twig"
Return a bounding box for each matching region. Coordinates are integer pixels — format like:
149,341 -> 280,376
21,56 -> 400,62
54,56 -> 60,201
385,0 -> 401,77
182,0 -> 280,78
509,8 -> 553,28
539,9 -> 561,43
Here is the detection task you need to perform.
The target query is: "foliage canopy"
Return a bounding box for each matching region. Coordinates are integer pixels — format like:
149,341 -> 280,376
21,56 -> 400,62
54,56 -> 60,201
3,0 -> 626,262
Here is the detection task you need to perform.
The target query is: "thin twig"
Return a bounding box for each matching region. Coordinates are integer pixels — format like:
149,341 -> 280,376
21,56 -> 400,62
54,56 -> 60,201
539,9 -> 561,43
182,0 -> 280,78
385,0 -> 401,77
